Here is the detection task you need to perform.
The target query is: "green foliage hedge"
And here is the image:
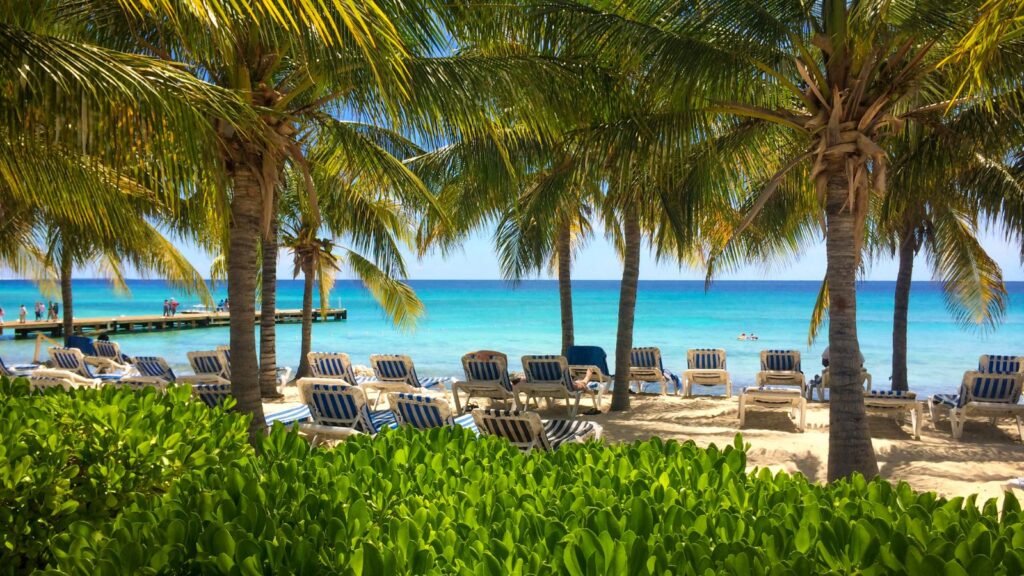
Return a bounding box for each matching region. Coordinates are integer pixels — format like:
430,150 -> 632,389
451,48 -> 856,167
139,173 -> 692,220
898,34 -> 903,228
2,378 -> 1023,574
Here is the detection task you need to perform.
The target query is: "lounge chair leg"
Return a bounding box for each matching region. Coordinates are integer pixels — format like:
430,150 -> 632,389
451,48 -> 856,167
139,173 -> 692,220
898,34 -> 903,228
725,380 -> 732,399
911,407 -> 920,440
738,395 -> 746,427
797,399 -> 806,432
1016,416 -> 1023,444
950,412 -> 963,440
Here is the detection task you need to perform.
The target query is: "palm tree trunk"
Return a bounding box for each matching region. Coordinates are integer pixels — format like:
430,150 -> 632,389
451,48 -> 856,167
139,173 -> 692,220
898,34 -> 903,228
610,207 -> 641,412
60,250 -> 73,343
297,259 -> 315,378
227,160 -> 266,445
259,213 -> 281,397
824,169 -> 878,481
890,228 -> 917,392
556,221 -> 575,356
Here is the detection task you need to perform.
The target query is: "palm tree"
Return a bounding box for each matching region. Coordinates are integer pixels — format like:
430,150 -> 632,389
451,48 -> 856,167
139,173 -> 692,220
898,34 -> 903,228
279,168 -> 425,378
259,203 -> 282,398
491,0 -> 1015,479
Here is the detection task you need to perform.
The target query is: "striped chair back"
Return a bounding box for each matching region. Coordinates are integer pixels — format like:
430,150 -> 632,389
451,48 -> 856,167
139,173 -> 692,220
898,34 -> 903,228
957,371 -> 1023,408
462,353 -> 514,392
302,380 -> 378,432
118,377 -> 168,392
390,393 -> 453,429
134,356 -> 176,381
307,352 -> 359,384
94,340 -> 126,362
978,355 -> 1024,375
30,373 -> 75,392
215,346 -> 233,378
187,351 -> 230,379
688,348 -> 726,370
761,350 -> 800,372
192,383 -> 232,408
0,357 -> 22,377
371,354 -> 420,387
630,347 -> 664,370
48,347 -> 94,378
521,355 -> 575,392
472,409 -> 550,451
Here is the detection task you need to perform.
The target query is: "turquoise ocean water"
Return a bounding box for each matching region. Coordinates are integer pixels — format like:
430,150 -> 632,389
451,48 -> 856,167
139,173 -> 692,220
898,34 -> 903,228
1,279 -> 1022,396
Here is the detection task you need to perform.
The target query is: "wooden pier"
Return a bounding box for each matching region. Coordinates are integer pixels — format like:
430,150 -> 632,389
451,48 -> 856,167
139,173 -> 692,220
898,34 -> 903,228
1,309 -> 347,339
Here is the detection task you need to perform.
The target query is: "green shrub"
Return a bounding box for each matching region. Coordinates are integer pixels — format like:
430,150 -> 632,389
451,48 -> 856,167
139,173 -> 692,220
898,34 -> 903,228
0,377 -> 251,573
36,422 -> 1024,575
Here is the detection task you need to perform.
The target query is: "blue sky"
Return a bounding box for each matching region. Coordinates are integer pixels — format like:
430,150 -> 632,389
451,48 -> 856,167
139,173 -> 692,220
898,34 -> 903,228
173,224 -> 1024,282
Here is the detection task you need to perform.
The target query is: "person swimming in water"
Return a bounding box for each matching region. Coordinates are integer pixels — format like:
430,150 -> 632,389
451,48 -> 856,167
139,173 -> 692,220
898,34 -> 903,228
737,332 -> 747,340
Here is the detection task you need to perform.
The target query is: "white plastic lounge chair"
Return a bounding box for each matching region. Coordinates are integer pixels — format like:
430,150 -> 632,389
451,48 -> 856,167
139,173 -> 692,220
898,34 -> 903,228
756,350 -> 806,393
218,345 -> 292,387
518,355 -> 600,417
978,355 -> 1024,375
132,356 -> 177,382
298,379 -> 397,444
629,347 -> 681,395
682,348 -> 733,398
471,408 -> 603,452
1,357 -> 39,378
929,371 -> 1024,442
388,392 -> 478,433
863,389 -> 922,439
116,376 -> 169,392
307,352 -> 362,383
189,349 -> 230,378
49,347 -> 126,381
29,368 -> 100,391
94,340 -> 131,364
451,351 -> 519,413
192,382 -> 312,427
365,354 -> 449,408
565,345 -> 613,404
811,367 -> 873,402
738,386 -> 807,432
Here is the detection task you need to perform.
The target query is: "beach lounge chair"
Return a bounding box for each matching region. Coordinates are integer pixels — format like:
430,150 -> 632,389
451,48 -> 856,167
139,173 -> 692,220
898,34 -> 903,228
307,352 -> 362,384
518,355 -> 600,417
29,368 -> 100,391
116,376 -> 169,392
756,350 -> 806,393
738,385 -> 807,432
133,356 -> 177,382
978,355 -> 1024,375
94,340 -> 132,365
48,347 -> 126,381
298,379 -> 397,444
811,367 -> 873,402
388,392 -> 478,433
187,348 -> 231,379
629,347 -> 681,395
370,354 -> 449,396
566,345 -> 613,403
682,348 -> 733,398
928,371 -> 1024,442
471,408 -> 603,452
864,390 -> 923,439
451,351 -> 519,413
218,345 -> 292,387
0,357 -> 39,378
192,382 -> 312,427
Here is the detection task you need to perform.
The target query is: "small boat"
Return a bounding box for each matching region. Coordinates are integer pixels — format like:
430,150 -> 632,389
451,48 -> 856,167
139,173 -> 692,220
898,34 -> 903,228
181,304 -> 216,315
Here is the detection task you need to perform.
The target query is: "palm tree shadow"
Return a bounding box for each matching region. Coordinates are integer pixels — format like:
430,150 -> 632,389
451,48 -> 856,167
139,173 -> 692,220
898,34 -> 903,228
740,410 -> 802,434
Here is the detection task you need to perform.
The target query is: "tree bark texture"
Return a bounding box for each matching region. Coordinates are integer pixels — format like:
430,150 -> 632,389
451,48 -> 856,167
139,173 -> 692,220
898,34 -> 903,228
60,250 -> 73,343
890,229 -> 917,392
297,259 -> 315,378
259,213 -> 281,397
610,207 -> 641,412
556,221 -> 575,356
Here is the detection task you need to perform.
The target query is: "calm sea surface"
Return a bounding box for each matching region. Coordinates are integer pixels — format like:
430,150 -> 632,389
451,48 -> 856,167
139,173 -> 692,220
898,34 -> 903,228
1,279 -> 1022,396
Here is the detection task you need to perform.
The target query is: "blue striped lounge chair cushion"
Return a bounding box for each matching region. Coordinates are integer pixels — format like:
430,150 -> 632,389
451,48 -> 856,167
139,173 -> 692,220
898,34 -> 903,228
375,358 -> 413,382
865,390 -> 915,399
312,355 -> 358,384
135,356 -> 175,380
980,355 -> 1022,375
467,360 -> 514,392
630,348 -> 661,369
309,383 -> 396,433
394,393 -> 449,428
963,375 -> 1020,406
1,358 -> 37,377
193,355 -> 224,376
526,356 -> 574,392
264,405 -> 312,426
194,384 -> 231,408
478,409 -> 543,447
543,419 -> 599,448
95,341 -> 126,362
763,351 -> 799,372
690,349 -> 723,370
931,393 -> 959,409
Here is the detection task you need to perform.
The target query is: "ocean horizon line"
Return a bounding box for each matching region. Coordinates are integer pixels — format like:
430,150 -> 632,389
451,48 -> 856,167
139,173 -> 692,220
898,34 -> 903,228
2,277 -> 1023,286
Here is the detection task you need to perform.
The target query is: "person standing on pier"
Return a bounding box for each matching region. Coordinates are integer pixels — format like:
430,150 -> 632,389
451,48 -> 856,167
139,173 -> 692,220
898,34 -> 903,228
162,299 -> 169,317
34,302 -> 43,321
19,304 -> 27,323
170,298 -> 179,316
52,301 -> 59,320
0,306 -> 5,326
